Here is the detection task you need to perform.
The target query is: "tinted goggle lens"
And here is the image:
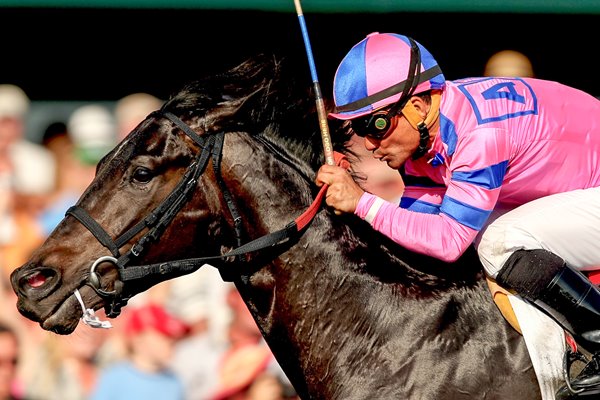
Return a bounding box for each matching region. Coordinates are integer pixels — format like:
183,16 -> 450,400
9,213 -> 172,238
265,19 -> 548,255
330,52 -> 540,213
350,111 -> 393,139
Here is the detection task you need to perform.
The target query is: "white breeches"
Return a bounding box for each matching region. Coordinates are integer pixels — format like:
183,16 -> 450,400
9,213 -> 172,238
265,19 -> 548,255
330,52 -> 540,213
476,186 -> 600,278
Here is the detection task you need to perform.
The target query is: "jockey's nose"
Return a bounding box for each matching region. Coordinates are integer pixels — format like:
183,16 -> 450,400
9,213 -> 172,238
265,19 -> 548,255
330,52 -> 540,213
363,136 -> 379,151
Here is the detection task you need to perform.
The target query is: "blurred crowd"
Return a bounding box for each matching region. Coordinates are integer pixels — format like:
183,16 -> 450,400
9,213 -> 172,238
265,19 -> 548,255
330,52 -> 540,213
0,84 -> 298,400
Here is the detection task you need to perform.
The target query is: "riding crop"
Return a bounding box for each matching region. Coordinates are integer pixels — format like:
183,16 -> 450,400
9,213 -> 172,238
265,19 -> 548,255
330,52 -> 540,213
293,0 -> 335,166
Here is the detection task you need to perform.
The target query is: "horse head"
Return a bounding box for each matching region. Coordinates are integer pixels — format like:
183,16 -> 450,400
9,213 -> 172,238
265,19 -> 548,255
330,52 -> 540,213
11,55 -> 310,332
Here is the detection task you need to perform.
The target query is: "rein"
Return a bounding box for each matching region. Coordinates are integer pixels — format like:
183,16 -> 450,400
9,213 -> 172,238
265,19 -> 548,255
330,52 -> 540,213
65,110 -> 337,317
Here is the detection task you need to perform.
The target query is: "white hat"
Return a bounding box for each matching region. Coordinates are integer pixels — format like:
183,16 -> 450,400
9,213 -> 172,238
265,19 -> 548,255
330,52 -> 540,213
0,84 -> 30,119
115,93 -> 162,134
68,104 -> 116,165
10,140 -> 56,195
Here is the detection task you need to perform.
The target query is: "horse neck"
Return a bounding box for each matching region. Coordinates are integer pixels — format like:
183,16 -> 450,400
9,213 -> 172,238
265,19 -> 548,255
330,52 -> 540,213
219,133 -> 495,397
218,130 -> 523,399
220,132 -> 321,240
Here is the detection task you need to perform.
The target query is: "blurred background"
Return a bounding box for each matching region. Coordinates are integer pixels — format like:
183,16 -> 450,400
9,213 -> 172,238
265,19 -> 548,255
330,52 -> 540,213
1,1 -> 599,141
0,1 -> 598,399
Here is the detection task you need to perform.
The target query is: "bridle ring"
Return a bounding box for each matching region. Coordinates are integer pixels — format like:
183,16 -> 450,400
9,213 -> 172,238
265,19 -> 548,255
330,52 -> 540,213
89,256 -> 119,295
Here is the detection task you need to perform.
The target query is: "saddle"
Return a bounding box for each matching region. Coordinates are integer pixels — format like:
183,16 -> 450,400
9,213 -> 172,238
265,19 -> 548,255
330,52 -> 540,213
486,277 -> 522,333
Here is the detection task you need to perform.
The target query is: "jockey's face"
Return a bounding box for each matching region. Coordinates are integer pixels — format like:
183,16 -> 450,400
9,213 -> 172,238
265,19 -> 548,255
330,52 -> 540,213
360,96 -> 434,169
361,112 -> 420,170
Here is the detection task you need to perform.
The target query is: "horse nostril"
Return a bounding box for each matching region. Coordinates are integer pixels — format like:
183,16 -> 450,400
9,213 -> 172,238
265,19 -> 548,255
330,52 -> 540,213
26,271 -> 47,288
20,269 -> 56,290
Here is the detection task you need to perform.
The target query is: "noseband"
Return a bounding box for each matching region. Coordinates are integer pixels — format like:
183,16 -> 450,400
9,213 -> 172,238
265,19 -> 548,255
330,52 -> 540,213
66,110 -> 328,317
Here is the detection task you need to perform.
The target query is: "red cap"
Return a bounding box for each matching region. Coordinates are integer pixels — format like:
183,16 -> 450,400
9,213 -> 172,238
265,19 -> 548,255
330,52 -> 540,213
125,303 -> 189,339
211,344 -> 274,400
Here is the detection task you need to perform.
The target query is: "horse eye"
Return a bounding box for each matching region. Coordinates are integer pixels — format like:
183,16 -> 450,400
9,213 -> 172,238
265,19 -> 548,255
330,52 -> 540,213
132,167 -> 153,183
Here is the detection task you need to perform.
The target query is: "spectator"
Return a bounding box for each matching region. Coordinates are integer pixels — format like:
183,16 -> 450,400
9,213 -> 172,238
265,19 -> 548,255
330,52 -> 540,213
211,339 -> 274,400
89,303 -> 188,400
114,92 -> 163,141
0,322 -> 28,400
1,140 -> 55,280
209,287 -> 298,400
41,121 -> 74,194
38,104 -> 116,237
23,323 -> 112,400
0,84 -> 56,281
38,121 -> 83,237
0,84 -> 30,248
68,104 -> 116,167
0,84 -> 29,167
483,49 -> 534,78
168,268 -> 230,400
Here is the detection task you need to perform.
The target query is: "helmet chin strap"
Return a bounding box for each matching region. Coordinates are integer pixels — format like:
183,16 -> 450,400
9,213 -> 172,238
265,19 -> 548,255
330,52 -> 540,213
401,91 -> 441,160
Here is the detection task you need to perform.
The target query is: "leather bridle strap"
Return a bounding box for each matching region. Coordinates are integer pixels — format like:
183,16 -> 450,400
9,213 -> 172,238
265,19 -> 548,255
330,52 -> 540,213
67,108 -> 344,317
67,206 -> 121,257
118,182 -> 329,282
116,151 -> 345,283
66,132 -> 215,262
123,152 -> 343,282
66,110 -> 217,316
212,130 -> 244,250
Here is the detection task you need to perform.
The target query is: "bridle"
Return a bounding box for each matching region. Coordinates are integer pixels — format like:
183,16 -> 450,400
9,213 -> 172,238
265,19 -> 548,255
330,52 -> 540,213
65,109 -> 330,317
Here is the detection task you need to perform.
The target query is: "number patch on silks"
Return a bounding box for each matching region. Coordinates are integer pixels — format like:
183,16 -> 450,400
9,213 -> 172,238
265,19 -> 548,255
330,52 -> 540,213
458,77 -> 538,124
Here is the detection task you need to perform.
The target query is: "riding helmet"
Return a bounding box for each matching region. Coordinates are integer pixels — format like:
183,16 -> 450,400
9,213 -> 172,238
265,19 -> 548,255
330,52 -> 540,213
329,32 -> 445,120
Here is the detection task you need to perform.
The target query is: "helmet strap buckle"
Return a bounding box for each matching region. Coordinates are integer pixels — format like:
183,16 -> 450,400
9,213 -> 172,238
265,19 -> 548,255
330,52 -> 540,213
412,122 -> 430,160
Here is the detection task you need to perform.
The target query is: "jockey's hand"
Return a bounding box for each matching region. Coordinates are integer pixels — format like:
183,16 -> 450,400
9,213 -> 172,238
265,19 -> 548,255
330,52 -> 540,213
316,164 -> 364,214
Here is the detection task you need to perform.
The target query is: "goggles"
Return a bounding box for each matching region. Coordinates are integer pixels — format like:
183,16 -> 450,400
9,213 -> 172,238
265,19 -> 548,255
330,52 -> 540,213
350,106 -> 398,140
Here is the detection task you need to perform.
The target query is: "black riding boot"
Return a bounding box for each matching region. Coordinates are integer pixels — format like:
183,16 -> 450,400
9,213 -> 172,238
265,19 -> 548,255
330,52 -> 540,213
496,249 -> 600,398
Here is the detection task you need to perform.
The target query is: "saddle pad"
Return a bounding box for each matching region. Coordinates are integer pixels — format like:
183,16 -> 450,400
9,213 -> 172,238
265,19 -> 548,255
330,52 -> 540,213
486,277 -> 564,399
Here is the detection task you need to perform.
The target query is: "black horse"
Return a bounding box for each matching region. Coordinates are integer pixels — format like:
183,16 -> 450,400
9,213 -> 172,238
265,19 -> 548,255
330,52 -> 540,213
10,55 -> 543,399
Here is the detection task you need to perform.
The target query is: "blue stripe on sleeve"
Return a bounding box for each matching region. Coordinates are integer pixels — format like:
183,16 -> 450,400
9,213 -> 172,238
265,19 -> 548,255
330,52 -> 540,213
451,160 -> 508,190
400,198 -> 441,214
440,196 -> 492,231
439,115 -> 458,156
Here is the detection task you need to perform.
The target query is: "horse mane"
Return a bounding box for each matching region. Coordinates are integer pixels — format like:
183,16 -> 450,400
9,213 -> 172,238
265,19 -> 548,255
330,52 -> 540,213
163,54 -> 350,171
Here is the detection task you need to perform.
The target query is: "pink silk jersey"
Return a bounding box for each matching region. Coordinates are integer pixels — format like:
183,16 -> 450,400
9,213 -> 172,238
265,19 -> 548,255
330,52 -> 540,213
355,77 -> 600,262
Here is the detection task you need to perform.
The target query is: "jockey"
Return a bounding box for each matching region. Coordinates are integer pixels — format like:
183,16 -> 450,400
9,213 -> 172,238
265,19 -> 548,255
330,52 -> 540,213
316,32 -> 600,398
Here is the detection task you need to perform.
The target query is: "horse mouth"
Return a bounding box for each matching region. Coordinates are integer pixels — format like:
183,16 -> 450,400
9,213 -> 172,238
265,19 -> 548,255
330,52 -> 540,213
40,292 -> 83,334
13,269 -> 99,335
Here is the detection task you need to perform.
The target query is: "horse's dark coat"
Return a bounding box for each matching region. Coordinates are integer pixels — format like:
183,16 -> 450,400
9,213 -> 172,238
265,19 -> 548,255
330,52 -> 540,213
11,55 -> 542,399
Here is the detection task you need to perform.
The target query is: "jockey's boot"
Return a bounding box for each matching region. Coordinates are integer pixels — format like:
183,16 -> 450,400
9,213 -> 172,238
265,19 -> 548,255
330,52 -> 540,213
496,249 -> 600,398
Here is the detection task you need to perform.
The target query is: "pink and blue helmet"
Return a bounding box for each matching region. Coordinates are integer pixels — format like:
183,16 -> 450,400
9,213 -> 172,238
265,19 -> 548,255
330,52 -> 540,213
330,32 -> 445,120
